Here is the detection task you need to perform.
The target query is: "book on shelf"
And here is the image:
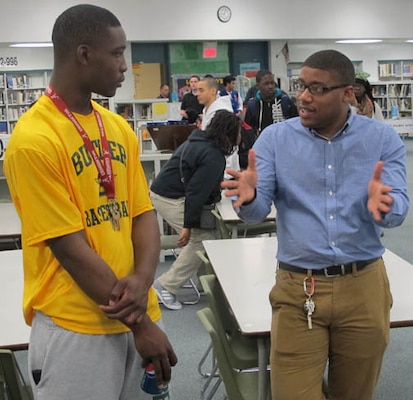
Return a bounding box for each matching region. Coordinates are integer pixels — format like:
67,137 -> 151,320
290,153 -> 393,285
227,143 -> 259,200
6,74 -> 14,89
0,121 -> 6,133
116,104 -> 133,119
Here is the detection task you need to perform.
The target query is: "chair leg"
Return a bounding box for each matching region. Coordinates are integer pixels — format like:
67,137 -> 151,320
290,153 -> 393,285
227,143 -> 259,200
198,342 -> 214,377
201,363 -> 222,400
182,278 -> 201,305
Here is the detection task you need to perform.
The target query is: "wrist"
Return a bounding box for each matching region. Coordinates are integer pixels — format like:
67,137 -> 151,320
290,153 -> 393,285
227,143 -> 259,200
241,188 -> 257,206
129,313 -> 151,333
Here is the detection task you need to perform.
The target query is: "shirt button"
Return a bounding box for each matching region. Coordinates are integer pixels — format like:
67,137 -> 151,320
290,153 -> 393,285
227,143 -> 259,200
329,215 -> 334,220
329,190 -> 333,196
331,241 -> 336,246
327,164 -> 332,170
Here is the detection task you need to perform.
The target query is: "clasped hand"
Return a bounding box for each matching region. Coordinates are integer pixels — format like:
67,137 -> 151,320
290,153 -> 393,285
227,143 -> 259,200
101,274 -> 178,386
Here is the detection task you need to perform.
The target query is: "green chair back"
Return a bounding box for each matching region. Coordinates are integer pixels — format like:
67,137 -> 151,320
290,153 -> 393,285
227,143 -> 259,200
197,308 -> 258,400
211,209 -> 231,239
0,350 -> 33,400
199,274 -> 259,370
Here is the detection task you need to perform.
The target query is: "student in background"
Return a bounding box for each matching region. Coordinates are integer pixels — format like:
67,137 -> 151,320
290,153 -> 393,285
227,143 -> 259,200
244,69 -> 298,135
351,77 -> 384,120
4,4 -> 177,399
219,75 -> 243,116
150,111 -> 241,310
222,49 -> 409,399
157,84 -> 170,100
198,77 -> 233,128
197,76 -> 241,176
180,75 -> 203,123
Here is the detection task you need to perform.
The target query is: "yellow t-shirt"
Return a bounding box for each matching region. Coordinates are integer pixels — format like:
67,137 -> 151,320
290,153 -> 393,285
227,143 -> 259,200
4,95 -> 161,334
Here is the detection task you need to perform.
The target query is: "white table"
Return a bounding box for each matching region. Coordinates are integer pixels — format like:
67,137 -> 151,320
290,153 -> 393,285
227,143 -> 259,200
216,195 -> 276,238
0,202 -> 21,248
203,237 -> 413,400
0,250 -> 31,350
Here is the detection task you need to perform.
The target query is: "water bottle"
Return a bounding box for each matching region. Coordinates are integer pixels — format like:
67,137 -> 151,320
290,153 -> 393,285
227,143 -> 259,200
141,364 -> 170,399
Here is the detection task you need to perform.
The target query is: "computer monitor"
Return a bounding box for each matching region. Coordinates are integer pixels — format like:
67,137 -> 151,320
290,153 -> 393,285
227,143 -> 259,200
146,123 -> 196,152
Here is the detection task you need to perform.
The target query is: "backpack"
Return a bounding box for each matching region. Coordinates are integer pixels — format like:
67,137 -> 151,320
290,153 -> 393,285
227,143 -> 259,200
238,121 -> 256,169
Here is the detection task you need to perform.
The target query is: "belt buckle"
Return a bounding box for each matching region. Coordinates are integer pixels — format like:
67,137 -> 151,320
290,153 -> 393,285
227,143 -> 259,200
324,264 -> 346,278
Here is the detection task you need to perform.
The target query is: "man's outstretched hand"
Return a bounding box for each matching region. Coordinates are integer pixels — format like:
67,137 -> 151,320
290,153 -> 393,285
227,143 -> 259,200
221,149 -> 258,208
367,161 -> 393,221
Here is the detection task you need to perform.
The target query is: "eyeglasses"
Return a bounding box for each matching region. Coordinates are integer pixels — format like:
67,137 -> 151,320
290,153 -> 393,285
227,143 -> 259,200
296,81 -> 348,96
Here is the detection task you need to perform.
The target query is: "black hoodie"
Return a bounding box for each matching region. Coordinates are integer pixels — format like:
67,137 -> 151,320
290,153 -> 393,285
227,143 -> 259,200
150,129 -> 225,228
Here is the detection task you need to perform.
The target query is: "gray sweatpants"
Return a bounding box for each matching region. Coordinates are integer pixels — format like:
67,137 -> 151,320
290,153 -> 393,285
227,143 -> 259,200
28,311 -> 168,400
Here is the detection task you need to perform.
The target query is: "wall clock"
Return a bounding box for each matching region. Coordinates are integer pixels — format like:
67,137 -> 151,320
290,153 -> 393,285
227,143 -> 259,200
217,5 -> 232,23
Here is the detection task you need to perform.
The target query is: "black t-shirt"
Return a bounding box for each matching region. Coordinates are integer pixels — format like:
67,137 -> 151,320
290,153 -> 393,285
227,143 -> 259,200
180,92 -> 203,123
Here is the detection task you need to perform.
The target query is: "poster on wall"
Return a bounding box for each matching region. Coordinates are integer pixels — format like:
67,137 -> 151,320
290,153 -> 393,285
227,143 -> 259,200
132,63 -> 161,100
239,62 -> 260,78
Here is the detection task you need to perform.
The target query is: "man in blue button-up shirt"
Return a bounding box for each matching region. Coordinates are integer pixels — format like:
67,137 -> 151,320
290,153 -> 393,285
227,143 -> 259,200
222,49 -> 409,400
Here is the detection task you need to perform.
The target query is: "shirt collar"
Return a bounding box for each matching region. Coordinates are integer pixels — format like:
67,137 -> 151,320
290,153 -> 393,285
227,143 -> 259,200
308,106 -> 352,140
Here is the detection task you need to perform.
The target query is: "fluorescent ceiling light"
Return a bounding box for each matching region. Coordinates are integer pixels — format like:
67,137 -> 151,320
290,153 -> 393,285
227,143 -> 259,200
406,40 -> 413,43
336,39 -> 382,44
9,42 -> 53,48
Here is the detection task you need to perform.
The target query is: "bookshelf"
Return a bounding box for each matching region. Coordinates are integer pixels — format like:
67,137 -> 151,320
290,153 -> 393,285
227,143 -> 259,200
115,99 -> 168,152
371,81 -> 413,120
92,94 -> 113,110
0,70 -> 50,134
378,60 -> 413,81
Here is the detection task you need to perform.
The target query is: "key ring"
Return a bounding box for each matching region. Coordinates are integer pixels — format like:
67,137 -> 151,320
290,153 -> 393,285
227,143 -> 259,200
303,276 -> 315,297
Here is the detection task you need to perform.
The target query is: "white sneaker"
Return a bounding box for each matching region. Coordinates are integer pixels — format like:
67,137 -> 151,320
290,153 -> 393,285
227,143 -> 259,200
153,280 -> 182,310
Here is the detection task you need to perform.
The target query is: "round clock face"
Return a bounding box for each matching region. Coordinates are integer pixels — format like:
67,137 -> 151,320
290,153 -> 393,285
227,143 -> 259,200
217,6 -> 232,23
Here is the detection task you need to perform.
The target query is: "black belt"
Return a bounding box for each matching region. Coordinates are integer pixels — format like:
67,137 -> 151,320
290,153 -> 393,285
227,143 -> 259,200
278,258 -> 379,277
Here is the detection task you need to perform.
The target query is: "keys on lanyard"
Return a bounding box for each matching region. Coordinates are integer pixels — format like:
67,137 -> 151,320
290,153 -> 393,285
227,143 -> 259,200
303,276 -> 316,330
108,199 -> 121,231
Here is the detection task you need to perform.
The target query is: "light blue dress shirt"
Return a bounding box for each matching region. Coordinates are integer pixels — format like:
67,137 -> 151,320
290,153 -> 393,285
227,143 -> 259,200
239,113 -> 410,269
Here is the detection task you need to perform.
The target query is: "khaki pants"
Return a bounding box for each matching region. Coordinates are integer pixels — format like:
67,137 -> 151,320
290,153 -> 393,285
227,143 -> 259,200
150,191 -> 217,294
269,258 -> 392,400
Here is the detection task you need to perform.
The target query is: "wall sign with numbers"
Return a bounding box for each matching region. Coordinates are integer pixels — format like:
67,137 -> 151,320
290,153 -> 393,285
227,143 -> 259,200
0,56 -> 18,67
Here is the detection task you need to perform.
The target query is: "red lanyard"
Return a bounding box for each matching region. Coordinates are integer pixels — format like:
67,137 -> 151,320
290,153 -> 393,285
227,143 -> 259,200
45,86 -> 115,200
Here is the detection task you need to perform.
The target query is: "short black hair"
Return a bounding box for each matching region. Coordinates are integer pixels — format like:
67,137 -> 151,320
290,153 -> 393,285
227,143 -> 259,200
201,77 -> 219,91
52,4 -> 121,59
355,78 -> 375,102
303,50 -> 355,86
223,75 -> 236,86
255,70 -> 273,84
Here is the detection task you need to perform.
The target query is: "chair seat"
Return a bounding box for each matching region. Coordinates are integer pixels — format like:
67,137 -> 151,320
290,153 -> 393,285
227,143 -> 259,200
160,235 -> 180,250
